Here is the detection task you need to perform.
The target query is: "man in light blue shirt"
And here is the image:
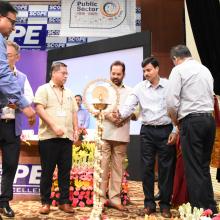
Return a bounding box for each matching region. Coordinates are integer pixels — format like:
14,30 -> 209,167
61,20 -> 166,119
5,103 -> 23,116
0,41 -> 34,218
118,57 -> 177,218
0,1 -> 35,122
75,94 -> 90,129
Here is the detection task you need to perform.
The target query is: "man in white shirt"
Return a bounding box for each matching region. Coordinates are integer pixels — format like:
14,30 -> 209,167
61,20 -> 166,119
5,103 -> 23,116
117,57 -> 177,218
0,41 -> 34,218
166,45 -> 217,214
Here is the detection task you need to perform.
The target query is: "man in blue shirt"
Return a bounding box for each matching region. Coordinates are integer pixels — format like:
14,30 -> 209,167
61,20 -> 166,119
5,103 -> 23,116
75,94 -> 90,137
0,1 -> 35,123
0,41 -> 34,218
117,57 -> 177,218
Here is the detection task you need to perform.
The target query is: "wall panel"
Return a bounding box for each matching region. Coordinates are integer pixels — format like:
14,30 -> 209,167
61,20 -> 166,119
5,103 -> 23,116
141,0 -> 185,77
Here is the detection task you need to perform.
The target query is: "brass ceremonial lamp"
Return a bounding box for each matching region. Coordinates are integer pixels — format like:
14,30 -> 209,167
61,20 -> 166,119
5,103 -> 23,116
83,79 -> 119,220
90,92 -> 108,219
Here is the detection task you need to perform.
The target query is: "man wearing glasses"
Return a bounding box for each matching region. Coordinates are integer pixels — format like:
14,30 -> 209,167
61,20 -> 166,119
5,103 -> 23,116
0,1 -> 35,218
0,1 -> 35,122
0,41 -> 34,218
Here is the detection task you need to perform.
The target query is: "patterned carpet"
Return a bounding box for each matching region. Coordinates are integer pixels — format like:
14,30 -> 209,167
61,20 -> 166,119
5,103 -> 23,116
2,181 -> 220,220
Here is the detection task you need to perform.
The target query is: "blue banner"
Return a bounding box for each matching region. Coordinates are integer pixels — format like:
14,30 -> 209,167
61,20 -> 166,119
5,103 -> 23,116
0,164 -> 41,195
9,24 -> 47,50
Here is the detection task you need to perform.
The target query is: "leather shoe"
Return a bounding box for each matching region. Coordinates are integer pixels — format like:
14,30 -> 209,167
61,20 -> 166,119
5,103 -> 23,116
161,208 -> 172,218
154,192 -> 161,201
39,204 -> 50,215
59,204 -> 75,213
143,207 -> 156,215
108,201 -> 128,211
0,205 -> 15,217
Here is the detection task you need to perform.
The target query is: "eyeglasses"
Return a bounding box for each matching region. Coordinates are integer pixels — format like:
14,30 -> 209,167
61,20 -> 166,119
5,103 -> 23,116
3,15 -> 16,26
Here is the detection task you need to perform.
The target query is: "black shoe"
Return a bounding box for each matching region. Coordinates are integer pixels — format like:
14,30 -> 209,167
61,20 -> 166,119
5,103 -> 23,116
154,192 -> 161,201
211,207 -> 218,217
143,207 -> 156,215
0,205 -> 15,217
161,208 -> 172,218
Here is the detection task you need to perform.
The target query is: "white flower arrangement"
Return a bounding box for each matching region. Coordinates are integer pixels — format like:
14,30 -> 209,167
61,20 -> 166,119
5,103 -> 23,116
179,203 -> 204,220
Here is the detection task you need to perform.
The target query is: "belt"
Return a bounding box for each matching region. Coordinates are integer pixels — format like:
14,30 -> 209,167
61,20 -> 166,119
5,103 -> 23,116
180,112 -> 213,122
143,124 -> 172,128
0,119 -> 15,123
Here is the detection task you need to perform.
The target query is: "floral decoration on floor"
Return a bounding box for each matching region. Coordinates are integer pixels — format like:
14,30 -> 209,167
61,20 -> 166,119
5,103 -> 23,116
178,203 -> 220,220
50,141 -> 130,207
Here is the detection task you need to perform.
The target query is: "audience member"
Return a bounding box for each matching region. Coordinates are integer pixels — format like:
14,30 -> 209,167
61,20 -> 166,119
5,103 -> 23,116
75,94 -> 90,139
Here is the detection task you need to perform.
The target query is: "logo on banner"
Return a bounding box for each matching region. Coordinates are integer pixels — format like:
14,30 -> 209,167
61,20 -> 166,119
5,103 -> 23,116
69,0 -> 126,29
14,5 -> 29,11
67,37 -> 87,43
48,17 -> 61,24
9,24 -> 47,50
48,5 -> 61,11
0,164 -> 41,194
16,17 -> 28,24
46,43 -> 66,48
47,30 -> 60,36
60,0 -> 135,37
28,11 -> 48,17
136,19 -> 141,26
100,1 -> 120,17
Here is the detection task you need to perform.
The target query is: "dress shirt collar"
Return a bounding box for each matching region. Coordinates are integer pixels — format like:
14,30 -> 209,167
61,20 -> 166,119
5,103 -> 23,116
78,105 -> 84,110
145,78 -> 165,89
112,83 -> 125,89
49,80 -> 65,90
119,84 -> 125,88
13,66 -> 18,76
179,57 -> 193,65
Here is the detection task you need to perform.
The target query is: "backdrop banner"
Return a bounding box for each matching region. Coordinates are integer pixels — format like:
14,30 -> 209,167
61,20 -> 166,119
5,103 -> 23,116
60,0 -> 136,37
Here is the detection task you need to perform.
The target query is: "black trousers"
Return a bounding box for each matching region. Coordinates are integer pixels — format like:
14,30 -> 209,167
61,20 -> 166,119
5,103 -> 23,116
39,138 -> 72,205
140,124 -> 176,210
180,114 -> 217,213
0,120 -> 20,206
217,168 -> 220,182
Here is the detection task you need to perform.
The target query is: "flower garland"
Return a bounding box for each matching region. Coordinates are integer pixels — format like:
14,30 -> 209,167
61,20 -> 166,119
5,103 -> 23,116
89,112 -> 104,219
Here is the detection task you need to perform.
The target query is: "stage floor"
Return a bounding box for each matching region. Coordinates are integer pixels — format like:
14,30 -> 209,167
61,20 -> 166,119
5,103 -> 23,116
5,178 -> 220,220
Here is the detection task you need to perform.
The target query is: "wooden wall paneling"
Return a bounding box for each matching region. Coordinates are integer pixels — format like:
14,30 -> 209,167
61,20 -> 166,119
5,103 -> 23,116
141,0 -> 185,77
136,0 -> 141,7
